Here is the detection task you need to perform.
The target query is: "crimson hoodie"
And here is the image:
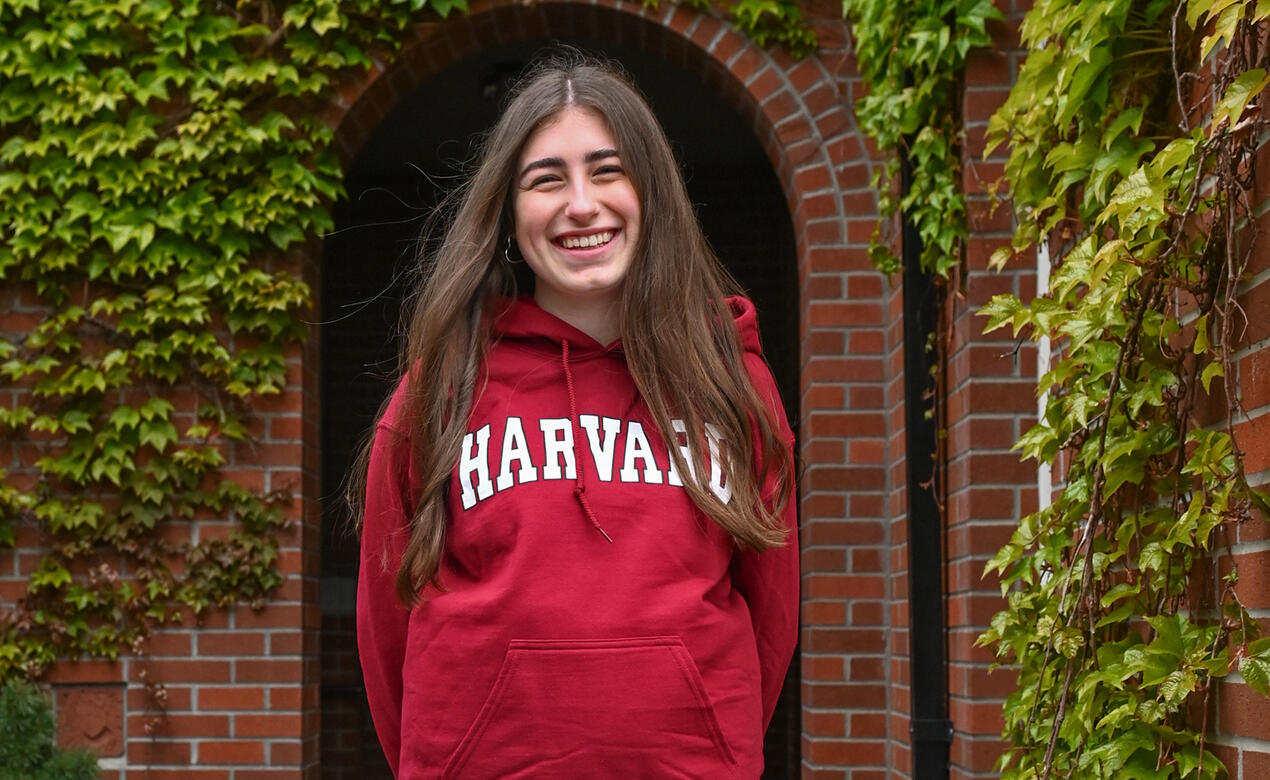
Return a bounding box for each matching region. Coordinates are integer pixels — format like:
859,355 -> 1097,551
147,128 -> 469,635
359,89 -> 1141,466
357,296 -> 798,779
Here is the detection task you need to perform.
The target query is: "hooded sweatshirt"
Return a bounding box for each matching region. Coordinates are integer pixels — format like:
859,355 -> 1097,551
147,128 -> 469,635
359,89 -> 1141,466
357,296 -> 798,779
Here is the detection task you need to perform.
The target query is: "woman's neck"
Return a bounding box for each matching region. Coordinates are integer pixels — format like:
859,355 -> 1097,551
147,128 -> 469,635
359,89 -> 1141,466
534,292 -> 620,346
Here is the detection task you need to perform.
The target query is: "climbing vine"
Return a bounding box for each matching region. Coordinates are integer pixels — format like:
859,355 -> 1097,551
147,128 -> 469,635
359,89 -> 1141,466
0,0 -> 440,678
842,0 -> 1001,275
846,0 -> 1270,772
0,0 -> 814,680
976,0 -> 1270,776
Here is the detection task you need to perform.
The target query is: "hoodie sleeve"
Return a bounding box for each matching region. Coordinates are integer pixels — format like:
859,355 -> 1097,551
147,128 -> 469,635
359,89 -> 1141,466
357,418 -> 414,777
732,352 -> 800,732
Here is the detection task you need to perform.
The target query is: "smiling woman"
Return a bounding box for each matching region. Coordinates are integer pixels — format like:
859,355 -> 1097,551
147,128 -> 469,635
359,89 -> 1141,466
512,107 -> 641,344
349,53 -> 798,779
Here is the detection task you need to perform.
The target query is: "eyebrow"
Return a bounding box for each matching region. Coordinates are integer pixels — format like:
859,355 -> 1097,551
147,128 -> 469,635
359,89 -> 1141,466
518,148 -> 620,180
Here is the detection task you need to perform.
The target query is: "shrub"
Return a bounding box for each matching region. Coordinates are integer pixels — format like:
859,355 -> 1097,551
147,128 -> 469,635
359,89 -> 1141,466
0,680 -> 98,780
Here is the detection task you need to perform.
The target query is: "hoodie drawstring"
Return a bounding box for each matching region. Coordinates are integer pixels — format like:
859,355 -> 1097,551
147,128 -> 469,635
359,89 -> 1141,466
561,338 -> 613,543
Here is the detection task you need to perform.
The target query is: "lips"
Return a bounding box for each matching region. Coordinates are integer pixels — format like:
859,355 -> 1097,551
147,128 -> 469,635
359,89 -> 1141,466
556,230 -> 615,250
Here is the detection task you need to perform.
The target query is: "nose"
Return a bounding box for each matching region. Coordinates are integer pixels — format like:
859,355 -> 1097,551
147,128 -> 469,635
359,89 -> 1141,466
564,180 -> 599,221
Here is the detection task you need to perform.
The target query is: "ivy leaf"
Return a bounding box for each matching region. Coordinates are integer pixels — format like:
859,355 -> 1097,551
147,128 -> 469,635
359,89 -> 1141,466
1095,600 -> 1138,628
1106,168 -> 1165,221
139,419 -> 178,453
1200,361 -> 1224,393
1099,582 -> 1140,608
429,0 -> 470,17
1059,46 -> 1112,128
1160,668 -> 1197,704
1202,0 -> 1248,58
1238,656 -> 1270,695
1211,68 -> 1270,133
30,561 -> 72,590
267,222 -> 303,250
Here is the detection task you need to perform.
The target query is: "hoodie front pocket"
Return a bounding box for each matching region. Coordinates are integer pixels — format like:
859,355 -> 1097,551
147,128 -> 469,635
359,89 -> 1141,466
443,636 -> 738,779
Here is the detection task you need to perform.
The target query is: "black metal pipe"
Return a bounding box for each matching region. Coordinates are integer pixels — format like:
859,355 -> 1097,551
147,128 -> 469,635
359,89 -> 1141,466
900,150 -> 953,779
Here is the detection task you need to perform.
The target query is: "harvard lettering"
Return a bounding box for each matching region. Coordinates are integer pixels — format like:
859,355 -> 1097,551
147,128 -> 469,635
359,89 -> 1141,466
458,415 -> 731,509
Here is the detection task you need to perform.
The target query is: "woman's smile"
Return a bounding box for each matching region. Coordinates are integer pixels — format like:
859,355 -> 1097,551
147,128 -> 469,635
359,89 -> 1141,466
556,230 -> 615,250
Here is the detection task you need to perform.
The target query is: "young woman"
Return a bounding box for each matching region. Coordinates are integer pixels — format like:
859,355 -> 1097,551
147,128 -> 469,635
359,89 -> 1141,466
355,55 -> 798,779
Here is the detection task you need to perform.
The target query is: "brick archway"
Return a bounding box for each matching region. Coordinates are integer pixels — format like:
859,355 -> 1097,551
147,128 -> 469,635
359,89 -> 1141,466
325,0 -> 857,278
311,3 -> 890,776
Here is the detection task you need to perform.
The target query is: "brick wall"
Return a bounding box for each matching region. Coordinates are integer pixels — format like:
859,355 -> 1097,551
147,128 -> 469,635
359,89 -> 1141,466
2,266 -> 319,777
940,4 -> 1032,779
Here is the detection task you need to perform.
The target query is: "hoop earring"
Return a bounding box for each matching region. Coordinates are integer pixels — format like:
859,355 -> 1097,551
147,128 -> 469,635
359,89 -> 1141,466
503,235 -> 523,264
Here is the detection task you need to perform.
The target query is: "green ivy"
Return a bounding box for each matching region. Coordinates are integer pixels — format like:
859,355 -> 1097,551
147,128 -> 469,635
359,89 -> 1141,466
0,0 -> 455,678
0,0 -> 814,680
976,0 -> 1270,776
842,0 -> 1001,275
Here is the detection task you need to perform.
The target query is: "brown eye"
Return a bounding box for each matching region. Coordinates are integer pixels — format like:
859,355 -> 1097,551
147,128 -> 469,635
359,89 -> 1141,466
527,174 -> 561,189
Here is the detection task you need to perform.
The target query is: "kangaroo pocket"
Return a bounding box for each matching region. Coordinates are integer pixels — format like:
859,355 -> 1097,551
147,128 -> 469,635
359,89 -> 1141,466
443,636 -> 739,779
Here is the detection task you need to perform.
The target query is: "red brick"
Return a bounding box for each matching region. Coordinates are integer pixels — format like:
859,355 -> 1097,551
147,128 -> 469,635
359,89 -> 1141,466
199,739 -> 265,764
235,713 -> 302,738
127,739 -> 191,764
804,574 -> 885,600
805,739 -> 887,765
235,658 -> 303,683
1242,750 -> 1270,778
804,600 -> 848,625
128,685 -> 191,711
47,660 -> 121,684
269,686 -> 305,710
805,710 -> 846,737
198,686 -> 265,711
199,631 -> 266,655
129,771 -> 227,780
136,659 -> 231,684
130,713 -> 229,738
1218,680 -> 1270,741
804,682 -> 886,709
268,739 -> 304,765
804,628 -> 886,653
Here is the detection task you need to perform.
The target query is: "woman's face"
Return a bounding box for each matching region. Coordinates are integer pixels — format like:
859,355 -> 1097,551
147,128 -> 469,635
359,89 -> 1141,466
513,106 -> 641,326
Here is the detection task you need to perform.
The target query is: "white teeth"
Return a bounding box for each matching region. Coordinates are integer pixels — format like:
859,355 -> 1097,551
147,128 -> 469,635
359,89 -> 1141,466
561,231 -> 613,249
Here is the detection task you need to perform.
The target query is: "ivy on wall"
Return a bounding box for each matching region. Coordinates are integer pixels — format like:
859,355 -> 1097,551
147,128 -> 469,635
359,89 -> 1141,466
975,0 -> 1270,776
846,0 -> 1270,774
0,0 -> 815,680
0,0 -> 447,678
842,0 -> 1001,275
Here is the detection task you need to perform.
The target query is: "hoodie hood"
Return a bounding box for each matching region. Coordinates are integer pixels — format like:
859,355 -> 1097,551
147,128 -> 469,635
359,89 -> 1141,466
492,295 -> 763,357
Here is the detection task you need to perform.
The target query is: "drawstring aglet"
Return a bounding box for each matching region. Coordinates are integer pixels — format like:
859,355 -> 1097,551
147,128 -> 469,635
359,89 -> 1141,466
573,484 -> 613,543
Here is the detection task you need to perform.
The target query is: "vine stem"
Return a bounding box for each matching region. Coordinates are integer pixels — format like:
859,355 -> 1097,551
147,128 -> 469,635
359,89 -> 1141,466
1040,284 -> 1152,779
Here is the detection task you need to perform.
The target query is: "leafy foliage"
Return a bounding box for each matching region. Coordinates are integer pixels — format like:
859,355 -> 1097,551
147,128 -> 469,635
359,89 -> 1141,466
842,0 -> 1002,274
0,0 -> 460,678
0,0 -> 816,681
976,0 -> 1270,776
0,680 -> 98,780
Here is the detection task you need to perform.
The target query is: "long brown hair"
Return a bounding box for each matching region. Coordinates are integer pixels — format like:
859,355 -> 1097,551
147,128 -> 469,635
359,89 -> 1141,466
353,53 -> 794,606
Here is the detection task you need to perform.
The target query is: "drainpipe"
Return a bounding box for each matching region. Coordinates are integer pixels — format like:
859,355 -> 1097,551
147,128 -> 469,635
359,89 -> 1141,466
1036,240 -> 1053,511
900,149 -> 953,779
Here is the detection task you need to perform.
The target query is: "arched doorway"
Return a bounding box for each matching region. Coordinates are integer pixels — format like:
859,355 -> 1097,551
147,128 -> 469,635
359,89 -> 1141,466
318,37 -> 800,778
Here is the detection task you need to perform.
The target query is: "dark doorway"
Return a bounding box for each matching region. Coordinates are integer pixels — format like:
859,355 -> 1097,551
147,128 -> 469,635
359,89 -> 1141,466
320,39 -> 799,778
